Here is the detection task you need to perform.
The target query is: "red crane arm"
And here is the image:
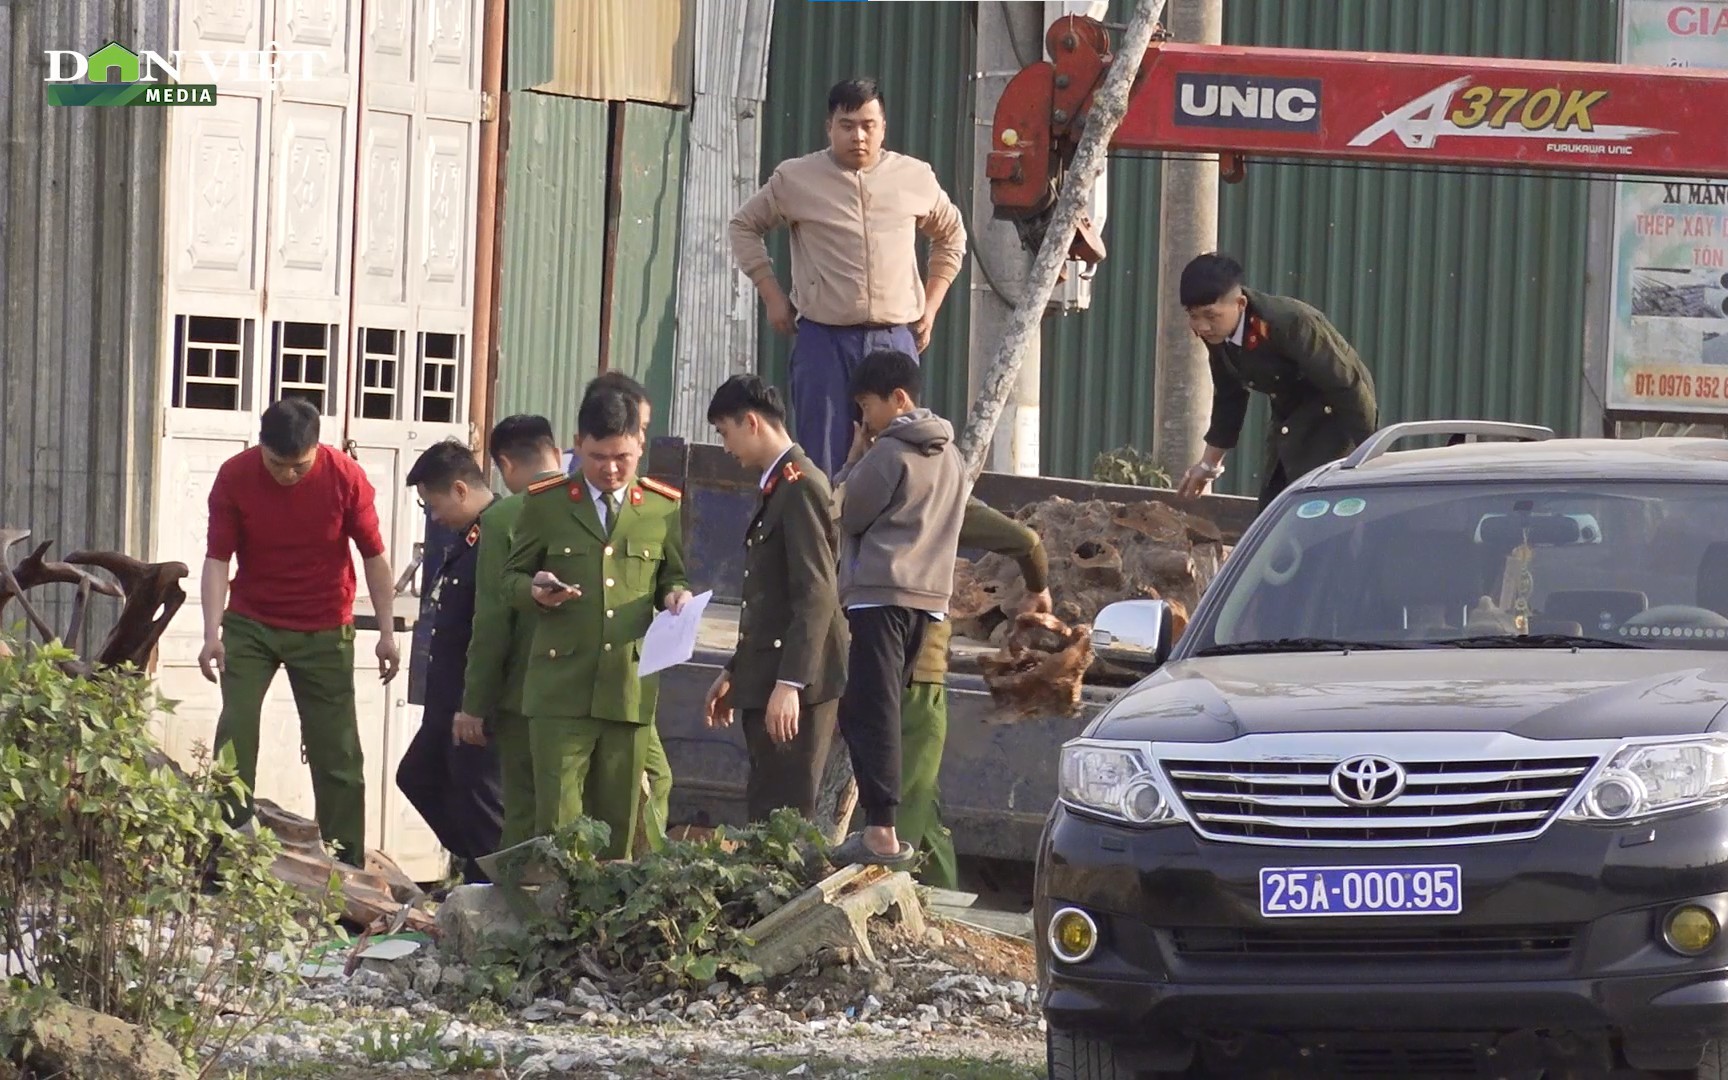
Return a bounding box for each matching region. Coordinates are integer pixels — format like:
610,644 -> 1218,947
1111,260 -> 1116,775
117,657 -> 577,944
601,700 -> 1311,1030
989,16 -> 1728,257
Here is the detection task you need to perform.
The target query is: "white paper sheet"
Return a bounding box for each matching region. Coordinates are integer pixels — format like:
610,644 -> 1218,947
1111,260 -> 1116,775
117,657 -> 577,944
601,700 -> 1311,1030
636,589 -> 713,676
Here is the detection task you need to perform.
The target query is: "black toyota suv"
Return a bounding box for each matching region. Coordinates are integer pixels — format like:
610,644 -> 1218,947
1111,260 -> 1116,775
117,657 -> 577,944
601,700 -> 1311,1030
1037,422 -> 1728,1080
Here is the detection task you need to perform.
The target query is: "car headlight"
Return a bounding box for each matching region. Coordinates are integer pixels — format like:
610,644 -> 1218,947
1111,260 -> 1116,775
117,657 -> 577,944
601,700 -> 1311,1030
1565,738 -> 1728,822
1058,740 -> 1181,825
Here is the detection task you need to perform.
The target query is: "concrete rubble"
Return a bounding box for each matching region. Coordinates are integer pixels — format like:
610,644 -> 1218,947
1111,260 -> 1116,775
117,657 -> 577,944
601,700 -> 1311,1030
740,863 -> 924,980
210,886 -> 1043,1077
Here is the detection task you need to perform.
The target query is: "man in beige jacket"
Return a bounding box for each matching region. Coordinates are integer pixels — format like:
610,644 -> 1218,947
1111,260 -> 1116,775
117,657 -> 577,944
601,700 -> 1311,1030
729,77 -> 967,477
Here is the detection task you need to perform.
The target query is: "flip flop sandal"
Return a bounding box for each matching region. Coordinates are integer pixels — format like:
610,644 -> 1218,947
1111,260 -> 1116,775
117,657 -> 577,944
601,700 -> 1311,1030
830,832 -> 916,868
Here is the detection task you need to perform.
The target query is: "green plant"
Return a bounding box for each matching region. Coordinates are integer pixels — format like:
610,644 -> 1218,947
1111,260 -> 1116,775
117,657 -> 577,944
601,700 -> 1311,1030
355,1018 -> 501,1072
0,639 -> 339,1074
481,810 -> 827,998
1091,446 -> 1173,489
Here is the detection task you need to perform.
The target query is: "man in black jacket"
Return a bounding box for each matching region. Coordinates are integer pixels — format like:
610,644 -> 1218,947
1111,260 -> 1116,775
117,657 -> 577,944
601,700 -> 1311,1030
1175,253 -> 1379,509
399,438 -> 505,884
701,374 -> 848,821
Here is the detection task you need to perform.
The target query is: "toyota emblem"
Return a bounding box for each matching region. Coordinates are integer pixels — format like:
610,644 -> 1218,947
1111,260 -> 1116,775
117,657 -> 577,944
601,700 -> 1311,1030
1330,755 -> 1406,807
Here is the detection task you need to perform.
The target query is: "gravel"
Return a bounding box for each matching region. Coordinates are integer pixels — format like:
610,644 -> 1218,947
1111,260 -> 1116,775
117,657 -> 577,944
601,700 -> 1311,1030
210,917 -> 1043,1077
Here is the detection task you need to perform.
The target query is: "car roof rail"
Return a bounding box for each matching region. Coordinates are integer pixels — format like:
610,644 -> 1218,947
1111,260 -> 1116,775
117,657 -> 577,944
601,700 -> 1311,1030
1338,420 -> 1557,470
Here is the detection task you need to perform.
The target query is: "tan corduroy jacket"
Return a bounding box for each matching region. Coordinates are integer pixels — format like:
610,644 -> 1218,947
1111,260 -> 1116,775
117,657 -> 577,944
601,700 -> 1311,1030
728,149 -> 967,327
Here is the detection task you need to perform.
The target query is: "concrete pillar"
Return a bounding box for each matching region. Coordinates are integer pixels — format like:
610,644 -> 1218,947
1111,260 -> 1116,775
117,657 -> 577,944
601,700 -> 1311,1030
1150,0 -> 1224,478
967,1 -> 1049,476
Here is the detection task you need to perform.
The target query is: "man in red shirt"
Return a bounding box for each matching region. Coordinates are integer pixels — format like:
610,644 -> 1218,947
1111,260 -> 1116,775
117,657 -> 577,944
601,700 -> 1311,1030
199,398 -> 402,866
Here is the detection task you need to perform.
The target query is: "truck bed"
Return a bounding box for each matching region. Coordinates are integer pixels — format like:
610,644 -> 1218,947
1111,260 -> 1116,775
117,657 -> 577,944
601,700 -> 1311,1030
690,600 -> 1007,671
658,600 -> 1117,864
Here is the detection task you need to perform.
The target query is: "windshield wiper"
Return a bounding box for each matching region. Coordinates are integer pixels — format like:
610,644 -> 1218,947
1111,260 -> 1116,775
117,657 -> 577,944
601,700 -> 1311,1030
1192,638 -> 1414,657
1427,633 -> 1646,650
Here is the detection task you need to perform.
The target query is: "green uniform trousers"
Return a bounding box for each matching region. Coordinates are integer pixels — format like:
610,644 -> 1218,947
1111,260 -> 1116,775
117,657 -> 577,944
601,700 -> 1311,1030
900,681 -> 958,890
493,708 -> 536,851
642,726 -> 672,852
530,715 -> 651,861
212,612 -> 366,866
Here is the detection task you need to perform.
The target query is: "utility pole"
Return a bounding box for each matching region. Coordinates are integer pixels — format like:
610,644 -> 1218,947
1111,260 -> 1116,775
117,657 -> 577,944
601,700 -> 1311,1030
967,2 -> 1048,476
1149,0 -> 1223,480
957,0 -> 1167,479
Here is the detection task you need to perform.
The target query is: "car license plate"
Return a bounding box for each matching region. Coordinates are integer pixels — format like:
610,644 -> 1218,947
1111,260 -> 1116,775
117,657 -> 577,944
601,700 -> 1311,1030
1259,864 -> 1462,918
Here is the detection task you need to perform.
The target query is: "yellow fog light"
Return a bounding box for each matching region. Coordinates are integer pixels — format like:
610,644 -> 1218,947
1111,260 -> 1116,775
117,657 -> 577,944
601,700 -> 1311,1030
1663,904 -> 1720,956
1048,906 -> 1099,964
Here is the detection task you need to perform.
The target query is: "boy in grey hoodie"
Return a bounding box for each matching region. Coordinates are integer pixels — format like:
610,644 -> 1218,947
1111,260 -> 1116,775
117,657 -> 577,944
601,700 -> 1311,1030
829,349 -> 967,866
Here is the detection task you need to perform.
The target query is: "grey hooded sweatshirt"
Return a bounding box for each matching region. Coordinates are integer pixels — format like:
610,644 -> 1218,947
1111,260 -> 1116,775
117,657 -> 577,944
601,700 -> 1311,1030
833,408 -> 967,612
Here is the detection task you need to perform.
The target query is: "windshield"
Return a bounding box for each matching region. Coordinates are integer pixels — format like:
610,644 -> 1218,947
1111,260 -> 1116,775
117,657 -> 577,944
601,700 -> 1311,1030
1186,482 -> 1728,652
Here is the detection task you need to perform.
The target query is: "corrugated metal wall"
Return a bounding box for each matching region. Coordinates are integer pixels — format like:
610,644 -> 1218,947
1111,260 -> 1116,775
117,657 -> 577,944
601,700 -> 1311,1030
505,0 -> 556,91
1042,0 -> 1619,495
754,0 -> 977,424
524,0 -> 694,107
669,0 -> 774,444
0,0 -> 168,636
609,103 -> 690,416
494,92 -> 608,442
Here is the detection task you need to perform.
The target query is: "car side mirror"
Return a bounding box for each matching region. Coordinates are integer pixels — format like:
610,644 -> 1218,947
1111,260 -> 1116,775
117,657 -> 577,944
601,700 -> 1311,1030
1093,599 -> 1174,670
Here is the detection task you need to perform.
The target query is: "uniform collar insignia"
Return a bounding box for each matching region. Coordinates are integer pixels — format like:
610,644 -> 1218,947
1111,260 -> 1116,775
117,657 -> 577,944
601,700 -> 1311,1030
629,485 -> 644,506
781,460 -> 803,484
1244,315 -> 1269,351
763,474 -> 779,497
465,522 -> 481,547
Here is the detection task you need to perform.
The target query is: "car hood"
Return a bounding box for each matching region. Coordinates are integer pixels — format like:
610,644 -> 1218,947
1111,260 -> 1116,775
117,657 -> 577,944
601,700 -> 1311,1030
1092,650 -> 1728,744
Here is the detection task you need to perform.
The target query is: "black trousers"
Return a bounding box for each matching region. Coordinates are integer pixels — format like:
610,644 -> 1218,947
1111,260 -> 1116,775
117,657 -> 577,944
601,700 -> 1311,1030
741,698 -> 839,822
836,606 -> 928,829
396,704 -> 505,883
1258,462 -> 1291,511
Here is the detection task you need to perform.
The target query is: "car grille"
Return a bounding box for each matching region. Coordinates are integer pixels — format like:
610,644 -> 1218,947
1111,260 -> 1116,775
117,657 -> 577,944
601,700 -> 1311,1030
1162,754 -> 1598,846
1170,924 -> 1577,961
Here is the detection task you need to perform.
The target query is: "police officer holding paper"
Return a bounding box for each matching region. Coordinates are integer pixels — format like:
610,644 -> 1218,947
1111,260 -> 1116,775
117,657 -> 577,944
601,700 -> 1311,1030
502,388 -> 693,859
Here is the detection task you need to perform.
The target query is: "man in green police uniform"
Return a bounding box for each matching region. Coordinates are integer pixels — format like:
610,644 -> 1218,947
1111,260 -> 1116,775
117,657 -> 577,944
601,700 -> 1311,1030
503,389 -> 693,859
902,498 -> 1050,889
701,374 -> 848,822
1174,252 -> 1379,510
574,372 -> 673,850
455,414 -> 567,850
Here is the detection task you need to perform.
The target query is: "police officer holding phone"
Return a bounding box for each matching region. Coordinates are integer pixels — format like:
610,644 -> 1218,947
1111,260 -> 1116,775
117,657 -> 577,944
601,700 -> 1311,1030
502,388 -> 693,859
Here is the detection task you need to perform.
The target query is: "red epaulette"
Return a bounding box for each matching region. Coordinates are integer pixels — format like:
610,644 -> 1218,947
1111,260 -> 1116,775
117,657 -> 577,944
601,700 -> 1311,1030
527,474 -> 567,496
638,476 -> 682,501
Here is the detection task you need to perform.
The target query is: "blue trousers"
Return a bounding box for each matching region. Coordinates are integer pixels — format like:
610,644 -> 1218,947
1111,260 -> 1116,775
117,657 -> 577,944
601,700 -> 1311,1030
789,320 -> 920,477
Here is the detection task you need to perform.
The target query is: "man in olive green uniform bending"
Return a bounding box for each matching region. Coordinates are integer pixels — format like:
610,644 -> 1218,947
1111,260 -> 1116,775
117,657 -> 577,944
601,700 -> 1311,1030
902,498 -> 1051,889
1174,252 -> 1378,510
701,374 -> 848,821
455,414 -> 566,850
503,389 -> 694,858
